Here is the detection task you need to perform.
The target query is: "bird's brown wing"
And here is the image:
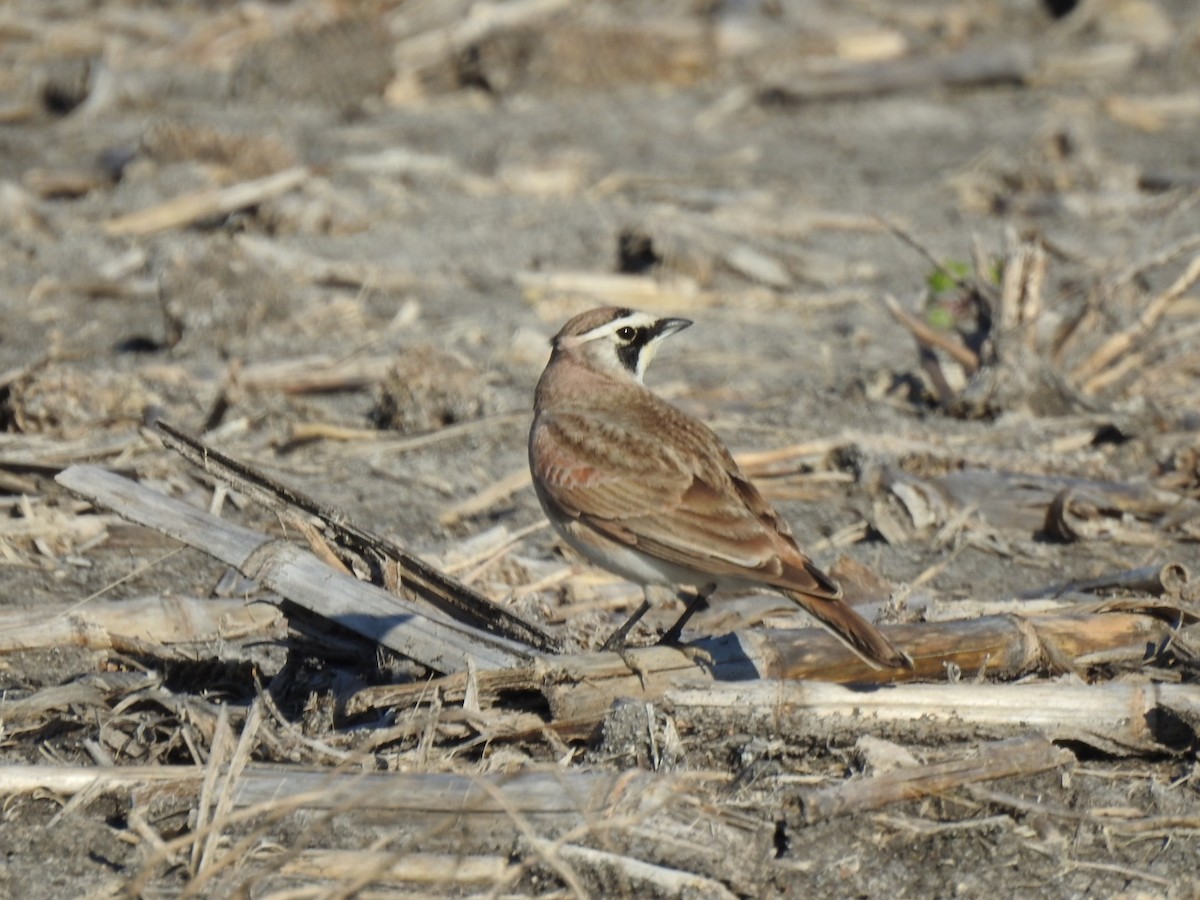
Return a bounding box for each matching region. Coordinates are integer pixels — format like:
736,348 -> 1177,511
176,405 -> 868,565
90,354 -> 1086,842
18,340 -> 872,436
530,410 -> 837,597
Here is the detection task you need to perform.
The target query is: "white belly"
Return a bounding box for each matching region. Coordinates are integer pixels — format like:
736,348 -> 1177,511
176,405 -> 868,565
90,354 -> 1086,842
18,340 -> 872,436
549,514 -> 706,590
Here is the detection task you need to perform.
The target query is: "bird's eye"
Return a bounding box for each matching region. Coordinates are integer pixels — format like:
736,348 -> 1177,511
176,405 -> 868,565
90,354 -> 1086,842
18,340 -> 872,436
616,326 -> 636,341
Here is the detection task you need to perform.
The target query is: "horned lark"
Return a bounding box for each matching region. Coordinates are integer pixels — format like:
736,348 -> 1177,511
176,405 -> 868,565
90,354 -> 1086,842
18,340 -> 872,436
529,306 -> 911,669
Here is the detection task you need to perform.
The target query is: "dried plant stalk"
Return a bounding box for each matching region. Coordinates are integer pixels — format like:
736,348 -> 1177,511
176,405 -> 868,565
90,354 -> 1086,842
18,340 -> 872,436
55,464 -> 531,673
799,734 -> 1073,823
666,680 -> 1198,755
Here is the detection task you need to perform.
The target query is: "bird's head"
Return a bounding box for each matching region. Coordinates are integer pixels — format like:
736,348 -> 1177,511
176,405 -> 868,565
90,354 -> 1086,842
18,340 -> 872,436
550,306 -> 692,384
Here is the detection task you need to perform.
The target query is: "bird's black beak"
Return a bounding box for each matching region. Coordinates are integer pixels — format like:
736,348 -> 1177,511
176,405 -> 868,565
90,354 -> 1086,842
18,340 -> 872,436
654,317 -> 693,338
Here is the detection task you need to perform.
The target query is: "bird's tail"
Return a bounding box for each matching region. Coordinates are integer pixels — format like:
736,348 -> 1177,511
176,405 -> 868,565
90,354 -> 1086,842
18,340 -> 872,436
782,589 -> 913,670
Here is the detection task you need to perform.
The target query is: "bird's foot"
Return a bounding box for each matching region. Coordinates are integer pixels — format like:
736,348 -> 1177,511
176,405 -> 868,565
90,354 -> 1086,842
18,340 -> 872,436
599,633 -> 627,653
656,632 -> 714,668
616,647 -> 653,690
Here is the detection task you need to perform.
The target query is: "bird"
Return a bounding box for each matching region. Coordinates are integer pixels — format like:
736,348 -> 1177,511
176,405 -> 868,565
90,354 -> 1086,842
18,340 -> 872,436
528,306 -> 912,669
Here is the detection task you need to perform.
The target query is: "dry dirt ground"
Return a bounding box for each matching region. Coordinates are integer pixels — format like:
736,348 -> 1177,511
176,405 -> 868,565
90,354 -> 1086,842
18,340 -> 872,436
3,0 -> 1200,897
